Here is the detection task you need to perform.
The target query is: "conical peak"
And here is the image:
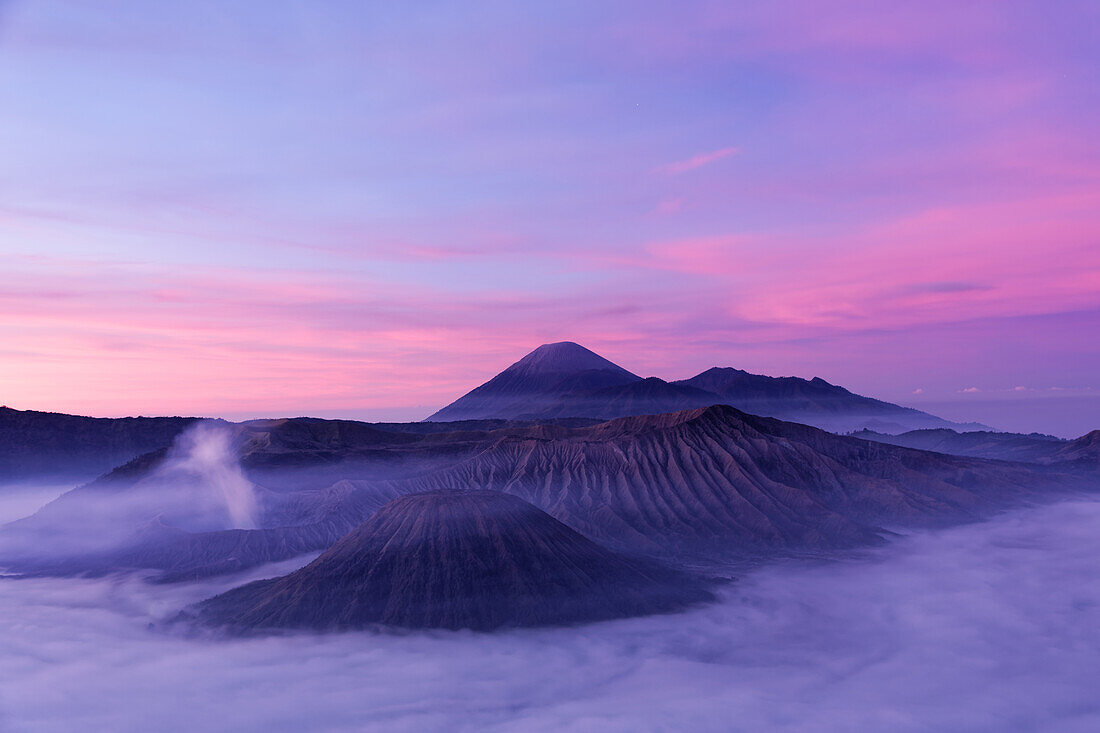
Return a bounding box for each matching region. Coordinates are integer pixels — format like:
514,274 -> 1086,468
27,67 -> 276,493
424,342 -> 639,421
191,486 -> 712,632
509,342 -> 637,377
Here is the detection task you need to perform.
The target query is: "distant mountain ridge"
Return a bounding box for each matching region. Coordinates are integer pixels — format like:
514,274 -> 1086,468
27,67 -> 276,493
852,428 -> 1068,463
427,342 -> 985,434
853,427 -> 1100,466
0,406 -> 197,482
672,367 -> 987,433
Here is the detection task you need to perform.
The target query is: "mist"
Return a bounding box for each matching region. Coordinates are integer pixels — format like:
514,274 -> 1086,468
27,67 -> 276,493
0,483 -> 72,526
2,496 -> 1098,732
0,422 -> 260,563
163,422 -> 258,530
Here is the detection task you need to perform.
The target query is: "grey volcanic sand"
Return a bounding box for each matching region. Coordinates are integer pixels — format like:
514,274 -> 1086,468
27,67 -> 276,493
2,495 -> 1099,732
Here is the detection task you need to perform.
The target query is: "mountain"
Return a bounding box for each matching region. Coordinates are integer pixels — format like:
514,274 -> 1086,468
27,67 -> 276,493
426,343 -> 981,434
534,377 -> 717,420
426,342 -> 641,421
674,367 -> 984,433
0,415 -> 606,581
6,400 -> 1091,581
1052,430 -> 1100,465
372,406 -> 1079,557
188,490 -> 712,632
0,406 -> 197,483
852,428 -> 1068,463
12,404 -> 1087,584
852,427 -> 1100,468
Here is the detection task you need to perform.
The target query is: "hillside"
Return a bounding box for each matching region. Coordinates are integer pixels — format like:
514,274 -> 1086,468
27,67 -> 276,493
6,406 -> 1088,582
189,491 -> 713,631
0,406 -> 197,482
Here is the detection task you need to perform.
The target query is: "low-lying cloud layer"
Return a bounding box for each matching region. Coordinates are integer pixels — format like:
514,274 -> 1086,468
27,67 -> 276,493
2,497 -> 1099,732
0,484 -> 71,526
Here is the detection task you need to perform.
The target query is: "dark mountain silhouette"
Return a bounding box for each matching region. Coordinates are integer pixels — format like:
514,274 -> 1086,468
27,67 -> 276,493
427,342 -> 640,422
0,406 -> 197,482
426,343 -> 981,434
852,428 -> 1067,463
534,377 -> 717,420
853,428 -> 1100,470
1053,430 -> 1100,465
674,367 -> 985,433
189,491 -> 712,632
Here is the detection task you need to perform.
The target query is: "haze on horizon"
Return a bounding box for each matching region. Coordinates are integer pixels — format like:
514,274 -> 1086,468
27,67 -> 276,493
1,1 -> 1098,436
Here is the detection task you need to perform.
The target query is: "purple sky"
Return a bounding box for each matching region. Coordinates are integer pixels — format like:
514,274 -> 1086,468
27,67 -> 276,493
0,1 -> 1098,436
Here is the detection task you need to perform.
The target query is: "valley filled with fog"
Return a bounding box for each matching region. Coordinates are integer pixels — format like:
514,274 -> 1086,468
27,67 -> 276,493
3,488 -> 1098,733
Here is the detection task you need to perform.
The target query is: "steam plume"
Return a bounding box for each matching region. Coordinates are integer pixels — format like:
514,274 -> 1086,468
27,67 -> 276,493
164,423 -> 258,530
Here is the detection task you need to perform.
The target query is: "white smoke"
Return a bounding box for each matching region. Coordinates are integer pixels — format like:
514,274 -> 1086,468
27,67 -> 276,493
0,423 -> 259,564
163,423 -> 258,530
0,483 -> 72,525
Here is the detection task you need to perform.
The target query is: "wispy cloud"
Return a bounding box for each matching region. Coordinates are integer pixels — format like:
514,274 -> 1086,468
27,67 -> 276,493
651,197 -> 685,215
903,281 -> 992,295
655,147 -> 739,175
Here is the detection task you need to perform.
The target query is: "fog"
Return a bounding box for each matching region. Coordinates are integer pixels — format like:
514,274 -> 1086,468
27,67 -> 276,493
0,483 -> 72,526
2,493 -> 1099,732
0,423 -> 261,564
164,422 -> 258,529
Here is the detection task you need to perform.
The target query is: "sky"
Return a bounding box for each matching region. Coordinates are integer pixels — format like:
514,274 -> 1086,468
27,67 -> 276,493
0,1 -> 1098,435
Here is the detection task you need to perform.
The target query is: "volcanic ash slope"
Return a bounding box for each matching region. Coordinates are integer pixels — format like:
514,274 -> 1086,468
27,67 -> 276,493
190,490 -> 714,632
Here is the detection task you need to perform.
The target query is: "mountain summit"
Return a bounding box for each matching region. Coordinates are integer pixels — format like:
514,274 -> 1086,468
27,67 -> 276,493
427,342 -> 982,433
426,342 -> 641,421
505,341 -> 636,376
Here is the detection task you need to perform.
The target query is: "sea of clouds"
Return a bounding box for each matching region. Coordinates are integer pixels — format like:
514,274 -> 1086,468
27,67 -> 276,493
1,493 -> 1099,732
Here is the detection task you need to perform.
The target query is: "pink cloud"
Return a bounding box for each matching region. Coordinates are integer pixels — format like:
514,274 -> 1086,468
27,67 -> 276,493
651,198 -> 685,216
655,147 -> 739,175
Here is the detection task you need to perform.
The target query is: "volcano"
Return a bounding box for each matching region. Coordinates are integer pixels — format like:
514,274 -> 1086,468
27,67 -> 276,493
426,342 -> 981,433
672,367 -> 985,433
11,402 -> 1087,583
426,342 -> 641,421
191,490 -> 712,632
